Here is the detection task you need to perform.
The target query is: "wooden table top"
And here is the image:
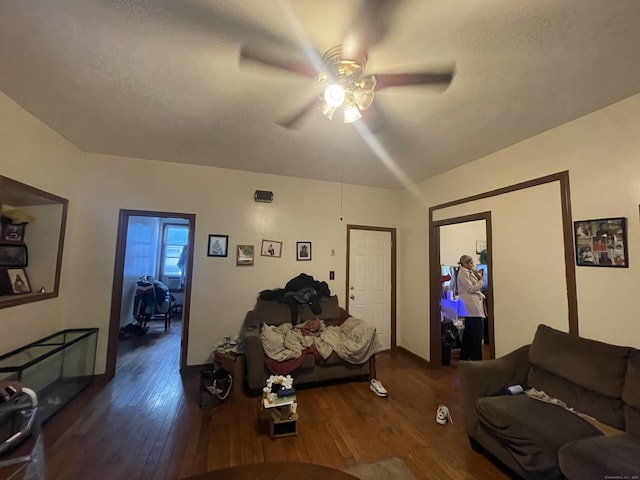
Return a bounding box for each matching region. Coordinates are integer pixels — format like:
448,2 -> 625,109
183,462 -> 359,480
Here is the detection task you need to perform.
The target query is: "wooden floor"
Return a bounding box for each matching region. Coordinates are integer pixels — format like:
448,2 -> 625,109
5,320 -> 509,480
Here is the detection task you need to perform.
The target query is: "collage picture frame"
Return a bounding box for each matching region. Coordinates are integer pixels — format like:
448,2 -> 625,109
574,217 -> 628,268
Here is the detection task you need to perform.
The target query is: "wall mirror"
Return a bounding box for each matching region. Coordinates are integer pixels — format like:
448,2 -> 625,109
0,176 -> 68,308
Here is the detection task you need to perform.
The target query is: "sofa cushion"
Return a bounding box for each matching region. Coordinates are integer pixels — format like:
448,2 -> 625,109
625,405 -> 640,440
558,434 -> 640,480
623,350 -> 640,438
255,298 -> 294,326
299,295 -> 341,322
475,395 -> 601,478
529,324 -> 632,398
318,351 -> 347,367
528,366 -> 625,429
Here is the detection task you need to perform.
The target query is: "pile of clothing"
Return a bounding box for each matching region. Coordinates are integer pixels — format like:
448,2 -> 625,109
259,273 -> 331,325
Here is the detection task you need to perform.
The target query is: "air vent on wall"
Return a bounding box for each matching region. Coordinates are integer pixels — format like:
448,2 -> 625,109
254,190 -> 274,203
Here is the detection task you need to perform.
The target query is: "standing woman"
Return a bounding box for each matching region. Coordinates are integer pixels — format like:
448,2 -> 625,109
456,255 -> 486,361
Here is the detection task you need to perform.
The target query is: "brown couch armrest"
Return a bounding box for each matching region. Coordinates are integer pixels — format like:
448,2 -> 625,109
459,344 -> 531,437
241,311 -> 266,391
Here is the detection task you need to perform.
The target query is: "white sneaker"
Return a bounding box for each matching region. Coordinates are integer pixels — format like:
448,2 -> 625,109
370,379 -> 388,397
436,404 -> 452,425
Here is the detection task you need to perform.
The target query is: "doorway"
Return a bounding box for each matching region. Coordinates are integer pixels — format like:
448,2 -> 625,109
428,171 -> 578,367
430,212 -> 494,367
438,216 -> 494,365
346,225 -> 396,350
106,209 -> 196,379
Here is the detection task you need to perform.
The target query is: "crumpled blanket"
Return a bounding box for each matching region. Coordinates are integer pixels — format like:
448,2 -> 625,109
261,317 -> 383,365
261,323 -> 314,362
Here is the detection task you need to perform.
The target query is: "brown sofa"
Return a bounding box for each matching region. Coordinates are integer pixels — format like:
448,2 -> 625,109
460,324 -> 640,480
241,295 -> 371,393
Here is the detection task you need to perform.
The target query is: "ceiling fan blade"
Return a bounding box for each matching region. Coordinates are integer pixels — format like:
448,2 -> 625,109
276,96 -> 324,129
343,0 -> 404,60
239,45 -> 317,78
374,71 -> 454,90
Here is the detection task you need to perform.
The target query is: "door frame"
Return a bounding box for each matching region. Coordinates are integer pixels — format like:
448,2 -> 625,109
105,209 -> 196,379
431,212 -> 494,366
346,224 -> 397,349
428,171 -> 578,367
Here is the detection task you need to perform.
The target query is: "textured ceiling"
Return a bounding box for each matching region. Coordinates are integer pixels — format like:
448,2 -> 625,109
1,1 -> 640,189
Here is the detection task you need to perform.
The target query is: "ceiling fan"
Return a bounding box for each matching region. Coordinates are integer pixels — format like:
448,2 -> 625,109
238,2 -> 455,129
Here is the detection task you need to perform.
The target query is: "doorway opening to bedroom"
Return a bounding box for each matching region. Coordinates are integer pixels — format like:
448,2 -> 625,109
106,209 -> 195,379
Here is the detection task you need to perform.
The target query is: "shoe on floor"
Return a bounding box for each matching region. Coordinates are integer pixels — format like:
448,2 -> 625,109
436,404 -> 452,425
370,378 -> 388,397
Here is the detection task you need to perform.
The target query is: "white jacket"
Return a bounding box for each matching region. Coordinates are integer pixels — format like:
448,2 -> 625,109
456,266 -> 486,318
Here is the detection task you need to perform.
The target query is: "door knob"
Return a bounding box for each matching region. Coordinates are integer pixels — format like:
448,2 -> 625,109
350,295 -> 355,300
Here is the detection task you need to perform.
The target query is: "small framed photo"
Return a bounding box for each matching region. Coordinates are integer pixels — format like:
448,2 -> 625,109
1,221 -> 26,243
7,268 -> 31,294
236,245 -> 254,266
574,217 -> 628,268
0,243 -> 28,267
207,234 -> 229,257
261,240 -> 282,258
296,241 -> 312,261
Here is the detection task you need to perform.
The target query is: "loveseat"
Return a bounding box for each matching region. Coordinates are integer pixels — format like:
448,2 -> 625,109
459,323 -> 640,480
241,295 -> 372,393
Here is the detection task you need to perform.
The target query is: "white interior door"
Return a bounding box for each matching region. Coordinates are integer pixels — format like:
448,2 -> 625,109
348,229 -> 392,350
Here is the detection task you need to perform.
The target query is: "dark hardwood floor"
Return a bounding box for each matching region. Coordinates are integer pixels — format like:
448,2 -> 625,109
6,320 -> 509,480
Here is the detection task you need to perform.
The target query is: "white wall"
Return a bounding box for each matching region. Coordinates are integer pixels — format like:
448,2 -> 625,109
439,221 -> 486,267
3,88 -> 640,371
400,93 -> 640,360
0,92 -> 402,372
433,182 -> 567,356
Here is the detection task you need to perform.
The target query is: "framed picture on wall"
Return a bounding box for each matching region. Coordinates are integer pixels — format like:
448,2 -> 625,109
6,268 -> 31,294
236,245 -> 254,266
296,241 -> 311,261
574,217 -> 628,267
207,234 -> 229,257
0,220 -> 26,242
261,240 -> 282,258
0,243 -> 28,267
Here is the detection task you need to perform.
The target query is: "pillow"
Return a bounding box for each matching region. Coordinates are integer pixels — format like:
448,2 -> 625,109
529,324 -> 632,398
255,298 -> 294,326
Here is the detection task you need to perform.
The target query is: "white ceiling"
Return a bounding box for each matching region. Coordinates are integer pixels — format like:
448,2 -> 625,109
2,1 -> 640,189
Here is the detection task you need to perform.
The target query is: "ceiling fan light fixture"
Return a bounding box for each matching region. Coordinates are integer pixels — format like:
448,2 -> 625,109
324,83 -> 345,107
351,87 -> 375,111
343,103 -> 362,123
321,103 -> 336,120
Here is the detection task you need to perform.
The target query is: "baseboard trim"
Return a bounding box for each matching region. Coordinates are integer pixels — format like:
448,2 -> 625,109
395,346 -> 431,368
